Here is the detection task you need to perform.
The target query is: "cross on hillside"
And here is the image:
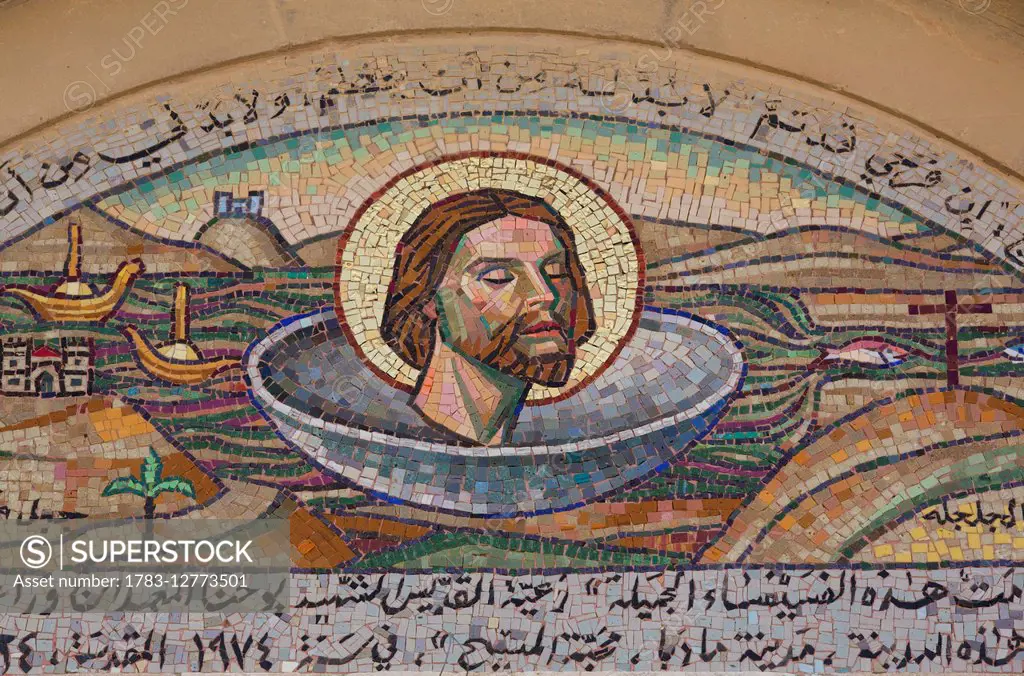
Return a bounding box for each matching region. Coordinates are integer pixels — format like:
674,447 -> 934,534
908,290 -> 992,387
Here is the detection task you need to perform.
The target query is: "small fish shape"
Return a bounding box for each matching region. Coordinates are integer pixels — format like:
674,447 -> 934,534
824,339 -> 910,367
1003,345 -> 1024,363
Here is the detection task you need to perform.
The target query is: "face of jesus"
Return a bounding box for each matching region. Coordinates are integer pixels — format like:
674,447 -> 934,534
429,215 -> 579,387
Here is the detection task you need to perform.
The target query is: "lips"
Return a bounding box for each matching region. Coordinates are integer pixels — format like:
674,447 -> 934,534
521,321 -> 563,336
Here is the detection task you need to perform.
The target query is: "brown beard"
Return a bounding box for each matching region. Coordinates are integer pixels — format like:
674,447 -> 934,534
452,311 -> 577,387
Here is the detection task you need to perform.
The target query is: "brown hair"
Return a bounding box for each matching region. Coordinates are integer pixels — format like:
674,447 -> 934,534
381,188 -> 596,369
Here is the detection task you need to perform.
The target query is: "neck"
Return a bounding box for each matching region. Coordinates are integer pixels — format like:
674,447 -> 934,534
412,341 -> 527,446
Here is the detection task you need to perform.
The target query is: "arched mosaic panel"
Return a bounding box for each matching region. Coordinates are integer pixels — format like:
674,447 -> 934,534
2,34 -> 1024,672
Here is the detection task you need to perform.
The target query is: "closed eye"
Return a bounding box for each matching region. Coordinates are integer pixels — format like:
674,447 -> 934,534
544,260 -> 569,281
479,267 -> 515,286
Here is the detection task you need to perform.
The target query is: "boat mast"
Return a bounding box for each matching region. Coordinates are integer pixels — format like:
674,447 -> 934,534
172,282 -> 190,342
64,221 -> 82,280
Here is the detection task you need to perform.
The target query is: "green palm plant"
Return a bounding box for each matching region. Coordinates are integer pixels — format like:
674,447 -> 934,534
102,447 -> 196,520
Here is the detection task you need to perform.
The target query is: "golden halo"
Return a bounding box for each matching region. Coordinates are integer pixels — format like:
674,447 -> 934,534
335,153 -> 643,403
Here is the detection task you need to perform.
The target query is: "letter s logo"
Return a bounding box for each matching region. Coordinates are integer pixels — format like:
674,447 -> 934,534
20,536 -> 52,569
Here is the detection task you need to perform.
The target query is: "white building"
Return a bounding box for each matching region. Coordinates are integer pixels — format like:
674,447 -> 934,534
0,337 -> 92,396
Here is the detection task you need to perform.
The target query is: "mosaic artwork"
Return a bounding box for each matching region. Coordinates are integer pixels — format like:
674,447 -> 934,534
2,35 -> 1024,672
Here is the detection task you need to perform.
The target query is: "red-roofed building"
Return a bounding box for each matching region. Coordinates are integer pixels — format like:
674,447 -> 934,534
1,337 -> 92,396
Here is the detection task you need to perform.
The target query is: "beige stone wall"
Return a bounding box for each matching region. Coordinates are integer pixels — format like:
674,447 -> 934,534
0,0 -> 1022,176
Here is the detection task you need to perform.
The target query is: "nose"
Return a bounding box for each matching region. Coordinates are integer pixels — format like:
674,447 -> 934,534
520,266 -> 556,310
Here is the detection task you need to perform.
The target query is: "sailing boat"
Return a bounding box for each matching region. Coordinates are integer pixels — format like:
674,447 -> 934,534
2,221 -> 143,322
121,283 -> 239,385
